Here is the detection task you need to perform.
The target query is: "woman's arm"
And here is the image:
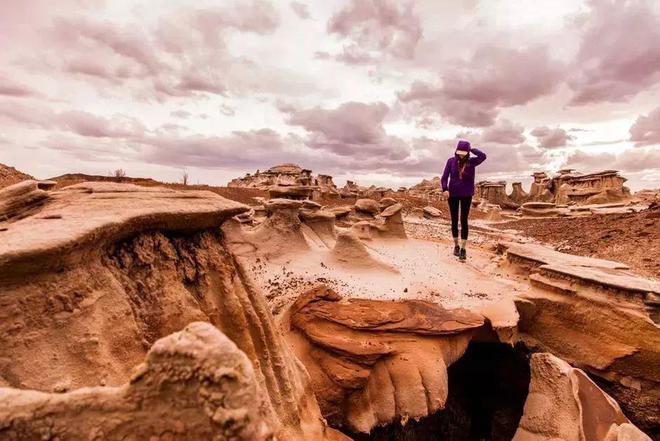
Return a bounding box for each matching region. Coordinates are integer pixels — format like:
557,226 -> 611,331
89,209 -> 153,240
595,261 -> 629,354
469,148 -> 487,166
441,158 -> 451,191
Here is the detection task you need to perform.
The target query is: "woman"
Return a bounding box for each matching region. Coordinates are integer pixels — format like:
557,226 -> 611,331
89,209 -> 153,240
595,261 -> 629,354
440,140 -> 487,261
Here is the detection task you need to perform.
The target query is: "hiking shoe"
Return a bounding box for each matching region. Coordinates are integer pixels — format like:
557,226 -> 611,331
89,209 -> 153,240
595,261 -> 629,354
453,245 -> 461,257
459,248 -> 467,261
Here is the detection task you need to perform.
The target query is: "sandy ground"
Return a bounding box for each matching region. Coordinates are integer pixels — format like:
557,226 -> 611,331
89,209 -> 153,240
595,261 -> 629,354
242,216 -> 528,317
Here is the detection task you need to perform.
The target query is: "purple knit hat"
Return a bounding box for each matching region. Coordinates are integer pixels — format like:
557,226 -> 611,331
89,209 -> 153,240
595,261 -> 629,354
456,140 -> 471,152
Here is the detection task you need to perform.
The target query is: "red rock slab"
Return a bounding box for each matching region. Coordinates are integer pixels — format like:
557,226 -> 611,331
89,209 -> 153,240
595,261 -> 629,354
299,298 -> 484,336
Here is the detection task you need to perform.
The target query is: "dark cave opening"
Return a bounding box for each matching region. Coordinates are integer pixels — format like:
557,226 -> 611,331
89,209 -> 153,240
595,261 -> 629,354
346,342 -> 531,441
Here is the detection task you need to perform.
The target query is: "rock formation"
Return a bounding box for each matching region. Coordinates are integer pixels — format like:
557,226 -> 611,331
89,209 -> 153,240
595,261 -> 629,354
0,180 -> 53,222
0,182 -> 346,440
0,322 -> 274,440
476,200 -> 503,221
340,180 -> 362,198
379,197 -> 397,208
379,203 -> 406,238
283,285 -> 484,434
509,182 -> 529,204
409,177 -> 441,196
423,206 -> 442,218
228,163 -> 340,201
355,198 -> 380,216
300,208 -> 337,247
513,353 -> 651,441
529,172 -> 553,201
500,241 -> 660,434
520,201 -> 569,217
225,198 -> 310,258
476,181 -> 520,209
0,163 -> 34,189
552,169 -> 631,205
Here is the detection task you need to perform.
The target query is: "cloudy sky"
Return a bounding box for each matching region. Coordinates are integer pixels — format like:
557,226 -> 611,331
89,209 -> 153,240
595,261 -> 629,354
1,0 -> 659,190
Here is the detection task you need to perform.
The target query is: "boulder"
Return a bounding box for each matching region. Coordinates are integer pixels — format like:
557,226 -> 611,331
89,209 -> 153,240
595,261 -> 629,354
379,197 -> 398,208
355,198 -> 380,215
423,206 -> 442,218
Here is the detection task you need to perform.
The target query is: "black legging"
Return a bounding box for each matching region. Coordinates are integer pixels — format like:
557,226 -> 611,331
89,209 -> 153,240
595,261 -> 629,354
448,196 -> 472,240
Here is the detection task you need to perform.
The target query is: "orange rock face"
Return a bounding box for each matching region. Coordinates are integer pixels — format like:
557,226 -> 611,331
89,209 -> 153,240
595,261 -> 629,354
283,285 -> 485,433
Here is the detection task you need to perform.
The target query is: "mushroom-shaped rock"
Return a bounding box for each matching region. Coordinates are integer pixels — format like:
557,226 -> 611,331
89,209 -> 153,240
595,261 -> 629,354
0,322 -> 275,440
423,206 -> 442,218
264,198 -> 303,214
329,206 -> 352,219
380,202 -> 402,218
509,182 -> 528,204
302,199 -> 322,210
268,185 -> 314,200
513,353 -> 651,441
379,197 -> 397,208
232,198 -> 308,257
285,286 -> 484,433
355,198 -> 380,215
300,209 -> 337,246
379,203 -> 407,238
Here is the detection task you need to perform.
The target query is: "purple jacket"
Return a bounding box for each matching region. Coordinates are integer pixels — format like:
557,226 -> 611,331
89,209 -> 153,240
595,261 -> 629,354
441,145 -> 487,198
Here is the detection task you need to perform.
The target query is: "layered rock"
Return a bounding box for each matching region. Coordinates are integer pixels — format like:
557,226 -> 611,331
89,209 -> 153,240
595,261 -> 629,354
228,163 -> 311,188
228,164 -> 340,201
0,180 -> 52,222
500,241 -> 660,434
331,231 -> 397,271
283,285 -> 484,433
553,169 -> 630,205
520,201 -> 569,217
0,182 -> 345,440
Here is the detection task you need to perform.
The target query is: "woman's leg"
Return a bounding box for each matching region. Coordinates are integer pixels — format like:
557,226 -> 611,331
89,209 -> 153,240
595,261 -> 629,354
459,196 -> 472,243
448,196 -> 459,242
